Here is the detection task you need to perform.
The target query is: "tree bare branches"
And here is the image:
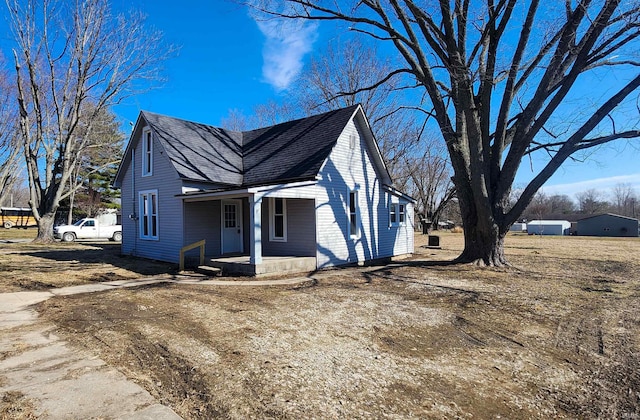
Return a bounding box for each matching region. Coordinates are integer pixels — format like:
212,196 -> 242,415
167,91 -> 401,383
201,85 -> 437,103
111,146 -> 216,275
0,59 -> 21,206
7,0 -> 174,241
248,0 -> 640,265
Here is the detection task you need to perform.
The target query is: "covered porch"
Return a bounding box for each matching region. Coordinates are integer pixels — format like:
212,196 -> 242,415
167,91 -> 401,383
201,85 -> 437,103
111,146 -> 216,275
180,183 -> 319,276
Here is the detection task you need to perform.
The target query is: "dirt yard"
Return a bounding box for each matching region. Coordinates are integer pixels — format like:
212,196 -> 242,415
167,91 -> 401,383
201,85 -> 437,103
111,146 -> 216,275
3,233 -> 640,418
0,241 -> 175,292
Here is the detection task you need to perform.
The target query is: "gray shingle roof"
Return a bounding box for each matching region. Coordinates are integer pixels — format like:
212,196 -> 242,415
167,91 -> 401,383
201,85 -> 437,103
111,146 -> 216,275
141,105 -> 360,188
141,111 -> 243,185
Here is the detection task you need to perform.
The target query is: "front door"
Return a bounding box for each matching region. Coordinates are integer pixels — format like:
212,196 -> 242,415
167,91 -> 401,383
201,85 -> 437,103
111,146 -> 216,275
221,200 -> 243,254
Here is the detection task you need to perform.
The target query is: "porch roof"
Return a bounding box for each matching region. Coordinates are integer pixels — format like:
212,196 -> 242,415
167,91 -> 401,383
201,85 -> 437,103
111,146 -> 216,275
178,180 -> 319,201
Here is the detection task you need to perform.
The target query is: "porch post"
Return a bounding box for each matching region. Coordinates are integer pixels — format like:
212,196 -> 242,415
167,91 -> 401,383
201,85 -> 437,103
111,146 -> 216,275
249,193 -> 263,265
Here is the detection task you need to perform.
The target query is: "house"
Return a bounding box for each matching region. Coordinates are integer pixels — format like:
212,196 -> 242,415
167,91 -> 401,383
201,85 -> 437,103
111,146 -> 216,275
576,213 -> 639,237
527,220 -> 571,235
113,105 -> 415,275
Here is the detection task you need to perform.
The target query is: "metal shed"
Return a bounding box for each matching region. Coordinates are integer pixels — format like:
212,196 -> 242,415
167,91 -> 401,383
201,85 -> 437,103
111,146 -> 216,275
510,222 -> 527,232
527,220 -> 571,236
576,213 -> 639,237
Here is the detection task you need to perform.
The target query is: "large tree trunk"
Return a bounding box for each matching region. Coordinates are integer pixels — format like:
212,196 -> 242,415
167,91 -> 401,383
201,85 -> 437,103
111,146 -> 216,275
33,213 -> 56,243
456,222 -> 508,266
454,181 -> 510,266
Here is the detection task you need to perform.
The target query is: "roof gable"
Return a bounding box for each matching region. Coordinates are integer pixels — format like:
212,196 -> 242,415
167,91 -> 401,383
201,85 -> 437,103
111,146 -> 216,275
115,104 -> 392,189
242,105 -> 358,186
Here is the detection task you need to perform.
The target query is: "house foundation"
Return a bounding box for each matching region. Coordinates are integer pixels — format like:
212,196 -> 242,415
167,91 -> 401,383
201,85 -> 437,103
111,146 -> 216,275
207,256 -> 317,276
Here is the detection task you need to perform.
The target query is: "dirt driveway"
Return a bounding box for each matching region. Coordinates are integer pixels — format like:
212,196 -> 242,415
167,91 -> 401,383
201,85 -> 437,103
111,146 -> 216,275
2,233 -> 633,419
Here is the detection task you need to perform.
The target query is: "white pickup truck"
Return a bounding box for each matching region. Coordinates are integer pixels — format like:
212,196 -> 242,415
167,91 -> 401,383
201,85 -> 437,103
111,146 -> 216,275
54,218 -> 122,242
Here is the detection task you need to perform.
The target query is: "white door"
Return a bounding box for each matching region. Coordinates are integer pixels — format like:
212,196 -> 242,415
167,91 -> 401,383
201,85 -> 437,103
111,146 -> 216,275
221,200 -> 243,254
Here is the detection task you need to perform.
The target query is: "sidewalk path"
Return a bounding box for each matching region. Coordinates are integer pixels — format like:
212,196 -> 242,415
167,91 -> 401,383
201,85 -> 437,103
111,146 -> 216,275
0,279 -> 183,419
0,274 -> 317,419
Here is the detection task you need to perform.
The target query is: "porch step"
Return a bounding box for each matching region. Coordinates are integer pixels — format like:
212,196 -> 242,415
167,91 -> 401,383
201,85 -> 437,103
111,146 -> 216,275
195,265 -> 222,276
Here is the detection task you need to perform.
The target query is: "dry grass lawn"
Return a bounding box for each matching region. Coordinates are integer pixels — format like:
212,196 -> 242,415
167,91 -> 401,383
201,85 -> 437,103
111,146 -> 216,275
0,241 -> 175,293
2,232 -> 640,418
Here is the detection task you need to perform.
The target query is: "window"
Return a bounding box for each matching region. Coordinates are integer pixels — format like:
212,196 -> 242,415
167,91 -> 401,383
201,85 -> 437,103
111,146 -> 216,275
349,190 -> 359,238
142,128 -> 153,176
349,134 -> 356,149
269,197 -> 287,241
224,204 -> 237,228
139,190 -> 158,240
390,202 -> 406,226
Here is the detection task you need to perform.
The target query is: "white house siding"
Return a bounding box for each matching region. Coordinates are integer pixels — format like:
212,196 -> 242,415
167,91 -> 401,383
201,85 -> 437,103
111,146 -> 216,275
385,196 -> 415,257
120,124 -> 185,263
261,198 -> 316,257
315,118 -> 413,268
183,201 -> 222,257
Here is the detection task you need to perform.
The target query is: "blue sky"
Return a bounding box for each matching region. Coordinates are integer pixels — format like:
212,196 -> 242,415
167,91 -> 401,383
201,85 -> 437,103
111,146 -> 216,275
3,0 -> 639,200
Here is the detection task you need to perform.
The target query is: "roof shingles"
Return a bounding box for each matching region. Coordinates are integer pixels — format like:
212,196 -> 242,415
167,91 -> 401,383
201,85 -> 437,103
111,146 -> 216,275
142,105 -> 359,188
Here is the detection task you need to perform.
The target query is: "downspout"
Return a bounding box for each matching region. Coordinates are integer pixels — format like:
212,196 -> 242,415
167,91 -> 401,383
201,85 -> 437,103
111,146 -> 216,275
132,147 -> 137,256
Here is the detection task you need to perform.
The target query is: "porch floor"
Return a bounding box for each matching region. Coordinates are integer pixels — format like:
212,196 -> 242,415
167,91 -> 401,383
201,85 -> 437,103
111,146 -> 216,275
207,255 -> 317,276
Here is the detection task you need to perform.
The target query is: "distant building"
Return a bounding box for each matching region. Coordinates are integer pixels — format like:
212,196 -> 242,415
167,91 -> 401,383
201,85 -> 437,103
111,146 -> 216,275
527,220 -> 571,236
576,213 -> 639,237
510,222 -> 527,232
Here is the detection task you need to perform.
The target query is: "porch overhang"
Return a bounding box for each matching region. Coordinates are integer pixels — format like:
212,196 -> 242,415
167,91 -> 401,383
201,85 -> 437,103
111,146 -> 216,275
181,181 -> 319,274
178,180 -> 319,202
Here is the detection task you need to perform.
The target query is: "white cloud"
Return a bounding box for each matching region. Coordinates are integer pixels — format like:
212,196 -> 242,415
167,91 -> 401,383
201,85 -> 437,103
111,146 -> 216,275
254,18 -> 318,91
543,173 -> 640,197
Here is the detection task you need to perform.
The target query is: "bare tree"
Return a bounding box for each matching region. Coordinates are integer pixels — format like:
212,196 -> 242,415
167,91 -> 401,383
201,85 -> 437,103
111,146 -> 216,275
220,108 -> 252,131
611,183 -> 638,217
401,141 -> 455,231
521,192 -> 576,220
297,39 -> 423,179
249,0 -> 640,265
7,0 -> 173,242
577,189 -> 611,214
0,57 -> 21,206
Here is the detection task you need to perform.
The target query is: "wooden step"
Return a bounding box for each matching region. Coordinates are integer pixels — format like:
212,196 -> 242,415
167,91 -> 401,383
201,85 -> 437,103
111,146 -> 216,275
195,265 -> 222,276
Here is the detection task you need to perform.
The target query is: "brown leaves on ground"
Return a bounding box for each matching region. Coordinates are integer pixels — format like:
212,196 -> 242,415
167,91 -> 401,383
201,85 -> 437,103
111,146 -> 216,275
31,233 -> 640,419
0,391 -> 37,420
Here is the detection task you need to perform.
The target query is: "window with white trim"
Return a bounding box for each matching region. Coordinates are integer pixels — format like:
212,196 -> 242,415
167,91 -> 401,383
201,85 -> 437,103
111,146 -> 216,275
139,190 -> 158,240
142,128 -> 153,176
269,197 -> 287,242
348,190 -> 359,238
390,202 -> 406,226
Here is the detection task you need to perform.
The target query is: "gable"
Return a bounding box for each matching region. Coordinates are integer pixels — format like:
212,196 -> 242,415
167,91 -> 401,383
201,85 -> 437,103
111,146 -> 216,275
115,104 -> 394,190
242,105 -> 359,186
316,108 -> 392,188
